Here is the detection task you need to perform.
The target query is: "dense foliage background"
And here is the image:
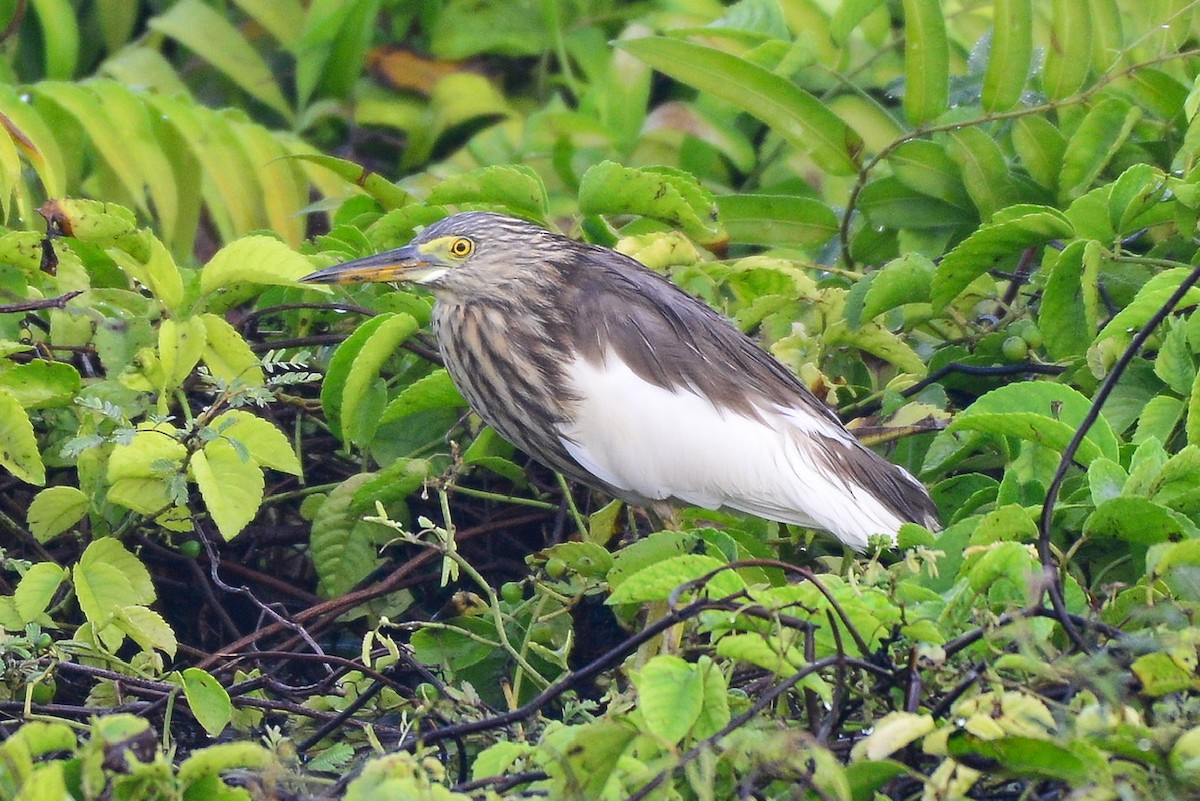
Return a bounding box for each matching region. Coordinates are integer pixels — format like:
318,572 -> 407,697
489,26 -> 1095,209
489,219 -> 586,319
1,1 -> 1199,798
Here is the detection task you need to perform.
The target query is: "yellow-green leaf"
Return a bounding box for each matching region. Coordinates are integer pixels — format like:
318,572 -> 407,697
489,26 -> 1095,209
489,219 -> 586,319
27,486 -> 88,542
201,235 -> 321,295
210,410 -> 302,475
179,667 -> 233,736
192,438 -> 264,540
0,388 -> 45,486
13,562 -> 67,622
200,313 -> 265,387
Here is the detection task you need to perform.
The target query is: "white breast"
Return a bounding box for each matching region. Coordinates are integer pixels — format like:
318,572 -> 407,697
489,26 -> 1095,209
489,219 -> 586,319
556,350 -> 914,550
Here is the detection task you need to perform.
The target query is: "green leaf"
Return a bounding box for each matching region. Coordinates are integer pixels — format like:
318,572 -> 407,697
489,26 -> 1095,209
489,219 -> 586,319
289,153 -> 410,210
27,486 -> 88,543
931,205 -> 1073,310
13,562 -> 67,622
150,0 -> 293,121
1084,497 -> 1187,545
901,0 -> 949,125
715,194 -> 837,247
579,161 -> 718,240
1041,0 -> 1092,99
607,530 -> 699,591
981,0 -> 1033,111
1087,458 -> 1127,506
1108,164 -> 1170,235
201,235 -> 319,295
177,741 -> 274,786
309,474 -> 386,599
946,732 -> 1095,784
210,410 -> 302,475
830,0 -> 887,44
192,438 -> 265,540
1039,239 -> 1100,359
887,139 -> 970,209
858,176 -> 974,230
0,84 -> 66,196
0,389 -> 45,486
0,361 -> 80,409
947,382 -> 1119,465
339,313 -> 419,445
428,0 -> 549,58
233,0 -> 305,46
1059,98 -> 1142,202
858,253 -> 935,323
1096,268 -> 1200,345
1132,652 -> 1200,697
30,0 -> 79,79
107,424 -> 187,516
1012,116 -> 1066,193
426,164 -> 548,220
633,655 -> 705,746
606,554 -> 744,605
618,37 -> 862,176
180,667 -> 233,736
319,313 -> 396,440
945,127 -> 1017,220
379,369 -> 465,426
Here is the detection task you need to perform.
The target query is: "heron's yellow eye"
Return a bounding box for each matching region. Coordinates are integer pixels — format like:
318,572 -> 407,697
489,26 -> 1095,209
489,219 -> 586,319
448,237 -> 474,258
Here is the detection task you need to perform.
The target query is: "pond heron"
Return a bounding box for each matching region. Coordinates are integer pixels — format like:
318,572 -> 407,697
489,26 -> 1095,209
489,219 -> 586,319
301,212 -> 939,550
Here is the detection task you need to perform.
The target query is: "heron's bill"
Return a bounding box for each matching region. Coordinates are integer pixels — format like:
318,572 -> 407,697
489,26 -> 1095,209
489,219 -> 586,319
299,245 -> 446,285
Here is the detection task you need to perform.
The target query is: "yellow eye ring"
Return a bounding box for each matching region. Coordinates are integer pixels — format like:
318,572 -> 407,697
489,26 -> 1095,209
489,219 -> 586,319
448,237 -> 474,258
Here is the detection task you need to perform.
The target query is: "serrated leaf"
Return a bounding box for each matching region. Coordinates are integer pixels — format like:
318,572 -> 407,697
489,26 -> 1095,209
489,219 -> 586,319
946,127 -> 1018,220
158,316 -> 207,391
319,313 -> 396,439
192,438 -> 264,540
858,253 -> 935,323
201,235 -> 320,295
1059,98 -> 1141,202
339,313 -> 419,445
579,161 -> 718,241
0,389 -> 45,486
606,554 -> 744,605
1039,239 -> 1100,360
632,655 -> 704,745
379,368 -> 465,426
947,382 -> 1119,465
0,360 -> 81,410
1084,497 -> 1187,545
73,561 -> 134,629
113,605 -> 178,658
618,37 -> 862,176
1087,458 -> 1127,506
27,486 -> 88,542
888,139 -> 970,209
177,741 -> 273,784
309,474 -> 385,598
107,234 -> 185,312
715,194 -> 837,247
932,205 -> 1073,310
851,712 -> 935,761
426,164 -> 548,219
13,562 -> 67,622
200,313 -> 265,387
210,410 -> 301,475
1096,268 -> 1200,345
179,667 -> 232,736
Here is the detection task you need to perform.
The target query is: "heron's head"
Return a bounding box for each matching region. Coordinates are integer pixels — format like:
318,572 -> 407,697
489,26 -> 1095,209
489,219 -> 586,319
299,212 -> 564,300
